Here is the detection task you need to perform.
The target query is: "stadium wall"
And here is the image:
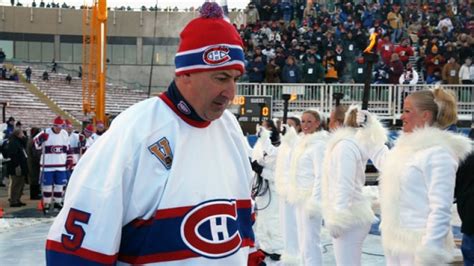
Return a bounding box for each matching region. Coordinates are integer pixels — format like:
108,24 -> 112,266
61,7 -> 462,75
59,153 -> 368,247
0,6 -> 244,91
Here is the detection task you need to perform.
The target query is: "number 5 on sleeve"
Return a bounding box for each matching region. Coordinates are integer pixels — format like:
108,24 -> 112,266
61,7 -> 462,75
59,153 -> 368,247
61,208 -> 91,251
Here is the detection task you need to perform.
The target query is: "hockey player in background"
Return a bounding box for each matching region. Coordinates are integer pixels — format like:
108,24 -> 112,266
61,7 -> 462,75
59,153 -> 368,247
79,124 -> 95,154
34,116 -> 71,213
46,2 -> 263,265
63,120 -> 79,180
91,120 -> 106,142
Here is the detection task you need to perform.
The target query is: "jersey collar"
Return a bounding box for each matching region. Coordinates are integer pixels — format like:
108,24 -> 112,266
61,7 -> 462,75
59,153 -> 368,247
159,81 -> 211,128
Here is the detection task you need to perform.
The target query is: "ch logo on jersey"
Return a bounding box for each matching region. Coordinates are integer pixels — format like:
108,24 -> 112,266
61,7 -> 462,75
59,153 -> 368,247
203,46 -> 231,65
51,145 -> 65,154
148,137 -> 173,169
181,200 -> 242,259
177,101 -> 191,115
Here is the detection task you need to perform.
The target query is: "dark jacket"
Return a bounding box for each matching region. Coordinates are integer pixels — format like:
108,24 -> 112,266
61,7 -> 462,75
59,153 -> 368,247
6,135 -> 28,176
456,146 -> 474,235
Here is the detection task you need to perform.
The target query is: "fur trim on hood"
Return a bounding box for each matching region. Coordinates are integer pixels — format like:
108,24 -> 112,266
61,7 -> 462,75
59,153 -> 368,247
379,127 -> 472,260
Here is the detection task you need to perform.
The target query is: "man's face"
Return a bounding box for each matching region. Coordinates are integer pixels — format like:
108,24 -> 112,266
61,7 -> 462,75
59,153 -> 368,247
52,125 -> 62,134
184,69 -> 241,121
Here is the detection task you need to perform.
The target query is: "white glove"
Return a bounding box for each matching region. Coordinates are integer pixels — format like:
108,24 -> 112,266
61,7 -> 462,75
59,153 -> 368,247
256,124 -> 263,137
356,110 -> 370,127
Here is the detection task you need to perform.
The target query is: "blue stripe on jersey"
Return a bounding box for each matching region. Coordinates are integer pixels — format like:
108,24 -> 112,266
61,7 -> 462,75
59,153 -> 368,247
118,200 -> 254,261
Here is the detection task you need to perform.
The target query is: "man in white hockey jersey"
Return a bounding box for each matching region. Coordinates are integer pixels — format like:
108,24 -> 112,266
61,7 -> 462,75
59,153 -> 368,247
46,2 -> 264,265
64,119 -> 80,178
34,116 -> 71,213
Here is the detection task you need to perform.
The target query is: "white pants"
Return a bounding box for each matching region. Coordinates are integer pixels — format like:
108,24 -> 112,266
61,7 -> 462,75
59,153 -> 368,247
332,223 -> 371,266
295,204 -> 322,266
385,253 -> 415,266
279,197 -> 300,263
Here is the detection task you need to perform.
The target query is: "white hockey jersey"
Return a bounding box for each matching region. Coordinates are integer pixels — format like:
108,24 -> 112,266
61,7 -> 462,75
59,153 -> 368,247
46,92 -> 257,265
67,132 -> 81,169
34,128 -> 70,172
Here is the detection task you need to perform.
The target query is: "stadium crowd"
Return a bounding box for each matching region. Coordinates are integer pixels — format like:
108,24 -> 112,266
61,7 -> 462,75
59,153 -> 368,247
238,0 -> 474,85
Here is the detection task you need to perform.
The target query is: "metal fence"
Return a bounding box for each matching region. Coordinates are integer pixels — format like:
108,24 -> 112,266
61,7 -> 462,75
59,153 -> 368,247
237,83 -> 474,122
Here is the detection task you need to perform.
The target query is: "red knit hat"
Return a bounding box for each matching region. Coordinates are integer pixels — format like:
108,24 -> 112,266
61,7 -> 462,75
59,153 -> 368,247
53,116 -> 64,126
174,2 -> 245,76
84,124 -> 94,134
64,119 -> 73,128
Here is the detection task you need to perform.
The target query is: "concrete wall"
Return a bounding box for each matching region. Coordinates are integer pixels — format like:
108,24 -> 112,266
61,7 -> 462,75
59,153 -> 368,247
0,6 -> 245,92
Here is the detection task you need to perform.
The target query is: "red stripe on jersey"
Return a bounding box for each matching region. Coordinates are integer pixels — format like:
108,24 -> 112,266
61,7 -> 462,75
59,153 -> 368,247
46,239 -> 118,264
41,164 -> 66,167
132,199 -> 251,227
159,93 -> 211,128
119,249 -> 198,264
118,237 -> 254,264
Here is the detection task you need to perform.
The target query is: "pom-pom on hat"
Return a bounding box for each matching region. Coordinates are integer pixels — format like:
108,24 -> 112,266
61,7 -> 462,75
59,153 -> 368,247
53,116 -> 64,126
174,2 -> 245,76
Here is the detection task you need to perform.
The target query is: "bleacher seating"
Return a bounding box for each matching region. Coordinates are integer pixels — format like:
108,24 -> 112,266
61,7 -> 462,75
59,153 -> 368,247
15,65 -> 149,122
0,80 -> 58,130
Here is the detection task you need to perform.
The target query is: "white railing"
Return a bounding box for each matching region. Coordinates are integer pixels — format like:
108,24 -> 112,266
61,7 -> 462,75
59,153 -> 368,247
237,83 -> 474,122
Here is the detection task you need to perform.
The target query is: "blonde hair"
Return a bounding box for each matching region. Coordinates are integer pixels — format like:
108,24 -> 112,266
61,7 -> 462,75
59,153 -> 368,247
409,88 -> 458,128
343,105 -> 359,128
333,105 -> 348,125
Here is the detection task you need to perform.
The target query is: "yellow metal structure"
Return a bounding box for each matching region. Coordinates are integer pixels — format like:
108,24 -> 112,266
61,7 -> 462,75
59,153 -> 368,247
82,0 -> 107,125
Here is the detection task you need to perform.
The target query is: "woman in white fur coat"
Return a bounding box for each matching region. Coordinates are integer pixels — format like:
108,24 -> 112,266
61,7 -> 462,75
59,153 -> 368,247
321,105 -> 377,266
287,110 -> 328,265
251,120 -> 284,257
274,117 -> 302,264
358,88 -> 472,265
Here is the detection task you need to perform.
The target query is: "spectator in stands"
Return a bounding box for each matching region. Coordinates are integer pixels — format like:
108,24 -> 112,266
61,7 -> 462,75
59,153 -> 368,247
25,66 -> 32,83
39,0 -> 45,7
282,56 -> 300,83
302,55 -> 324,83
459,57 -> 474,84
394,38 -> 414,66
377,34 -> 395,65
387,4 -> 403,43
6,128 -> 28,207
426,69 -> 442,85
245,2 -> 260,26
373,61 -> 390,84
51,59 -> 57,73
0,49 -> 5,63
1,65 -> 6,79
399,63 -> 419,86
264,58 -> 281,83
4,116 -> 15,139
65,74 -> 72,84
78,66 -> 82,78
424,45 -> 445,80
388,53 -> 404,84
42,71 -> 49,81
280,0 -> 293,24
457,34 -> 473,64
247,55 -> 266,83
32,0 -> 36,7
352,57 -> 366,84
323,50 -> 339,83
26,127 -> 41,200
442,57 -> 460,84
334,44 -> 346,81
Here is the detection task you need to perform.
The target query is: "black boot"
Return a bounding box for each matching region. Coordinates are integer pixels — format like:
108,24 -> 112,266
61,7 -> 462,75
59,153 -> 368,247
30,184 -> 42,200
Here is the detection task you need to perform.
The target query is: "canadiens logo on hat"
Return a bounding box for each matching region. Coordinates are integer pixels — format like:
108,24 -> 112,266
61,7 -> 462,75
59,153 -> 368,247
203,46 -> 231,65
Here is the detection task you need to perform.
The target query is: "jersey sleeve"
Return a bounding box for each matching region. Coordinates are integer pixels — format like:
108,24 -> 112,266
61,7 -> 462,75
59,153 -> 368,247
45,125 -> 140,265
